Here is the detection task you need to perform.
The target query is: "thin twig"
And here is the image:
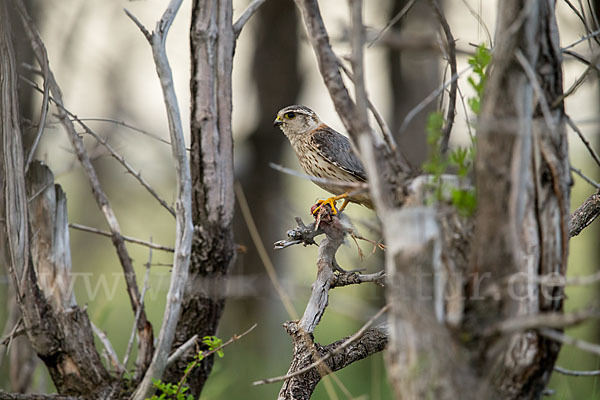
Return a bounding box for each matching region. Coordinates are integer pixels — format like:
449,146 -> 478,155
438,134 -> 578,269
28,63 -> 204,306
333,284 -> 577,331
72,117 -> 172,146
540,328 -> 600,357
486,307 -> 600,336
430,0 -> 457,154
336,58 -> 398,152
91,322 -> 125,374
554,366 -> 600,376
349,0 -> 372,149
173,324 -> 257,398
77,125 -> 176,217
269,162 -> 368,190
166,334 -> 198,368
235,182 -> 299,319
253,304 -> 389,386
233,0 -> 268,37
20,78 -> 180,216
566,115 -> 600,169
123,8 -> 151,41
562,0 -> 600,47
553,53 -> 600,107
572,166 -> 600,189
561,29 -> 600,51
459,0 -> 492,45
367,0 -> 417,47
24,67 -> 49,173
515,50 -> 557,135
398,64 -> 472,137
123,245 -> 153,369
69,223 -> 174,252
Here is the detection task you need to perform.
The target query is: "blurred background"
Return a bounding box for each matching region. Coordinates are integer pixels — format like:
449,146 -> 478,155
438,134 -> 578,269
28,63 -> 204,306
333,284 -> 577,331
1,0 -> 599,398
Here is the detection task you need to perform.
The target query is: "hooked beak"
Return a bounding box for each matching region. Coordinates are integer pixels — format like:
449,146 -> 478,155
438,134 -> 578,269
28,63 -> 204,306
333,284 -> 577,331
273,116 -> 283,127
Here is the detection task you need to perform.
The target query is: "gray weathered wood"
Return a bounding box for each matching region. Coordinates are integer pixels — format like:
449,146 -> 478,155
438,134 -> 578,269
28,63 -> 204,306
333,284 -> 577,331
1,2 -> 110,396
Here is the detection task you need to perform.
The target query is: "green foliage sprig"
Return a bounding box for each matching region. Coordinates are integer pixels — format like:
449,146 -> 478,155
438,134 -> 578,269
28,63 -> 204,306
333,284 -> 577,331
467,44 -> 491,115
148,336 -> 225,400
421,44 -> 490,216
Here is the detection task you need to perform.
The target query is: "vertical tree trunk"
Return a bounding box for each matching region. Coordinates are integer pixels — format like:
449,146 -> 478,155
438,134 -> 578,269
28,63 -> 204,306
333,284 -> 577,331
163,0 -> 236,395
383,1 -> 569,398
470,1 -> 569,396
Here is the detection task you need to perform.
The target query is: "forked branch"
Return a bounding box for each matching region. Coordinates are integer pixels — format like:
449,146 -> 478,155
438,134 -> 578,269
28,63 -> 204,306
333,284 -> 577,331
125,1 -> 194,398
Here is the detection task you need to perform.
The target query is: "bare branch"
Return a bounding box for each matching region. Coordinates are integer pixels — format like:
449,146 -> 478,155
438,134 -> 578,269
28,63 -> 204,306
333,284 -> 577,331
562,0 -> 600,47
540,328 -> 600,357
24,68 -> 49,174
233,0 -> 268,37
398,64 -> 472,137
330,270 -> 385,288
128,0 -> 194,396
554,366 -> 600,377
123,8 -> 151,41
172,323 -> 257,398
486,307 -> 600,336
123,246 -> 153,370
570,190 -> 600,237
15,0 -> 155,374
561,29 -> 600,51
566,115 -> 600,169
0,392 -> 79,400
91,322 -> 125,374
430,0 -> 458,154
254,305 -> 389,386
166,335 -> 198,368
77,124 -> 176,217
367,0 -> 417,47
269,162 -> 368,190
571,166 -> 600,189
72,117 -> 173,146
273,216 -> 323,249
69,223 -> 174,252
336,56 -> 399,152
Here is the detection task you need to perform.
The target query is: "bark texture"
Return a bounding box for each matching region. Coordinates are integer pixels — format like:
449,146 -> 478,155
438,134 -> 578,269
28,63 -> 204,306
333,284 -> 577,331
163,0 -> 236,395
468,1 -> 569,397
1,2 -> 111,397
275,211 -> 388,399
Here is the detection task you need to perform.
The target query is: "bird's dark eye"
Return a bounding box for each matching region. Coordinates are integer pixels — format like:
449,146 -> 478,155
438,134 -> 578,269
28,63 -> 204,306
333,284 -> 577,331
284,112 -> 296,119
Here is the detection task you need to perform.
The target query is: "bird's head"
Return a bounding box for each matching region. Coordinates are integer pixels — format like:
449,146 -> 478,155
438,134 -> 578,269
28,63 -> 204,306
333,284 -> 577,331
274,105 -> 321,136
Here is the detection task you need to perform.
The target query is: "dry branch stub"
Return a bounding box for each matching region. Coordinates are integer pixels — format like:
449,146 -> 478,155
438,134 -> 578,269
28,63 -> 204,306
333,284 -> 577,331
275,206 -> 388,399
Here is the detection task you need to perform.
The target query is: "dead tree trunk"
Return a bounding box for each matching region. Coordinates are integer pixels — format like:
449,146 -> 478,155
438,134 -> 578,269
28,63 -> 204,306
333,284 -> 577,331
0,2 -> 112,397
163,0 -> 236,395
468,0 -> 569,396
384,0 -> 570,398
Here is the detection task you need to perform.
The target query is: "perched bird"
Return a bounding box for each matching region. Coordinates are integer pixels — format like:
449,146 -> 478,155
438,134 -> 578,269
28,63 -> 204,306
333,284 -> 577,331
274,105 -> 373,213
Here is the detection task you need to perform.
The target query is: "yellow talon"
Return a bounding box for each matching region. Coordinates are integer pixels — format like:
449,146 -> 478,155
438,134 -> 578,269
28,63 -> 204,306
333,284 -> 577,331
312,193 -> 350,215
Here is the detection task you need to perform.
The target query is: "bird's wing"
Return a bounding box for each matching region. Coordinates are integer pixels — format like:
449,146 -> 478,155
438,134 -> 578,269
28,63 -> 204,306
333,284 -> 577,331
310,125 -> 367,181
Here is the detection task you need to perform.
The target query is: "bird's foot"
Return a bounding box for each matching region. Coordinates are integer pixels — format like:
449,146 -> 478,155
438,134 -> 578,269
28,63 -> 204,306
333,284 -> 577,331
311,193 -> 349,215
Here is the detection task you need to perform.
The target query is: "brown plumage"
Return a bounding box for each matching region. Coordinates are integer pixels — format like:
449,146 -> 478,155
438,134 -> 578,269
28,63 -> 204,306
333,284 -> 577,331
274,105 -> 373,211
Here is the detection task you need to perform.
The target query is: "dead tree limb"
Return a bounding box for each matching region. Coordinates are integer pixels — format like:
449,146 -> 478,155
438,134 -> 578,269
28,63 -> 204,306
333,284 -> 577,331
570,189 -> 600,237
1,2 -> 111,396
266,207 -> 388,399
161,0 -> 237,396
125,0 -> 194,398
14,0 -> 155,377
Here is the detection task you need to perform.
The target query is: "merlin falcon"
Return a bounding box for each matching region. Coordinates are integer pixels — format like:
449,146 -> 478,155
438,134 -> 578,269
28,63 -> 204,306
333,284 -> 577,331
274,105 -> 373,213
